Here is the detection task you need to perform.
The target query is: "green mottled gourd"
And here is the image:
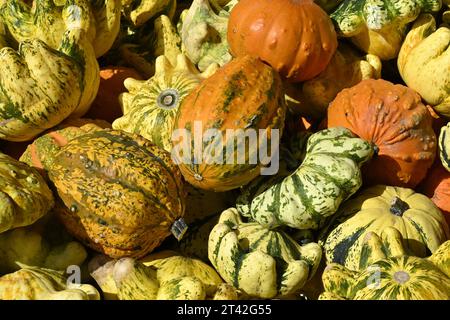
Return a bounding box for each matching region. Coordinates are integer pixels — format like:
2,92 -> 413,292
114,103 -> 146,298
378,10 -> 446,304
48,129 -> 186,259
122,0 -> 176,27
237,127 -> 374,230
0,152 -> 54,234
208,208 -> 322,299
398,14 -> 450,118
330,0 -> 442,60
0,7 -> 100,141
0,225 -> 87,275
0,263 -> 100,300
439,122 -> 450,172
119,14 -> 181,77
319,227 -> 450,300
179,0 -> 235,71
112,54 -> 218,152
321,185 -> 450,271
0,0 -> 121,58
20,119 -> 110,175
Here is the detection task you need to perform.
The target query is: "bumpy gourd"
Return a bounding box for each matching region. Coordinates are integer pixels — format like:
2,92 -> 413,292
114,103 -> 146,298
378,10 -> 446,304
48,129 -> 186,258
398,14 -> 450,118
440,123 -> 450,173
112,54 -> 218,152
89,252 -> 238,300
0,264 -> 100,300
320,228 -> 450,300
330,0 -> 442,60
122,0 -> 176,27
208,208 -> 322,299
0,152 -> 54,234
179,0 -> 234,71
119,14 -> 181,77
0,6 -> 100,141
321,185 -> 450,271
0,0 -> 121,58
0,223 -> 87,275
237,127 -> 373,230
286,43 -> 382,119
20,119 -> 110,175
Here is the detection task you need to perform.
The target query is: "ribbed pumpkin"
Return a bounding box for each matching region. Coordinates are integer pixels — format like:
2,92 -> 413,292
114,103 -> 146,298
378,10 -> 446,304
173,55 -> 286,192
20,119 -> 110,175
208,208 -> 322,299
0,152 -> 54,234
47,129 -> 186,258
112,54 -> 218,153
439,122 -> 450,172
419,161 -> 450,226
320,228 -> 450,300
321,185 -> 450,271
327,79 -> 436,188
237,127 -> 373,230
227,0 -> 338,82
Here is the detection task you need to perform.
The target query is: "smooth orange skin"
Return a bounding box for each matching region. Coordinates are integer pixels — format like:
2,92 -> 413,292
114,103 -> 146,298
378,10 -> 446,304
227,0 -> 338,82
327,79 -> 436,188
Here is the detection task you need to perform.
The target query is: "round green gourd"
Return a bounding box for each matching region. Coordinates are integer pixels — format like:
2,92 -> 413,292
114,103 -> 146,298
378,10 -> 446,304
237,127 -> 374,230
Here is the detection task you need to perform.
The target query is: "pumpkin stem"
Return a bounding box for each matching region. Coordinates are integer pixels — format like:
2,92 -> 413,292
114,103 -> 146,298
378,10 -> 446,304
171,218 -> 188,241
390,197 -> 410,216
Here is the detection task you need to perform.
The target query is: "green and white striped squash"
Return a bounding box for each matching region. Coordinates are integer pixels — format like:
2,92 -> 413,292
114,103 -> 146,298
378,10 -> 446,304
0,7 -> 100,141
0,0 -> 121,58
112,54 -> 218,152
330,0 -> 442,60
237,127 -> 374,230
178,0 -> 236,71
208,208 -> 322,299
439,122 -> 450,172
319,227 -> 450,300
121,0 -> 176,27
321,185 -> 450,271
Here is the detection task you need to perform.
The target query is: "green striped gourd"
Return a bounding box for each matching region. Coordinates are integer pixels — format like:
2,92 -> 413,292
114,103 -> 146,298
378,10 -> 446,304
237,127 -> 374,230
0,152 -> 54,234
179,0 -> 236,71
0,0 -> 121,58
208,208 -> 322,299
439,122 -> 450,172
321,185 -> 450,271
0,263 -> 100,300
330,0 -> 442,60
20,119 -> 110,175
0,7 -> 100,141
319,227 -> 450,300
47,129 -> 186,258
112,54 -> 218,152
122,0 -> 176,27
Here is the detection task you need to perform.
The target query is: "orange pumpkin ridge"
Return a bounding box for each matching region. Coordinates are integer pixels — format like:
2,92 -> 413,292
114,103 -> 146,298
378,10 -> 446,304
227,0 -> 337,82
327,79 -> 436,188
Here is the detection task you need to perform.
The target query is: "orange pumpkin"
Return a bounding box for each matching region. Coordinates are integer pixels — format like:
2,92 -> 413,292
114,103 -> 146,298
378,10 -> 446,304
85,67 -> 143,123
327,79 -> 436,188
227,0 -> 338,82
419,161 -> 450,226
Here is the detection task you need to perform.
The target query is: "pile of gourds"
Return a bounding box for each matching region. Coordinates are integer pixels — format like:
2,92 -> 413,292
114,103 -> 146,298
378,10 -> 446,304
0,0 -> 449,300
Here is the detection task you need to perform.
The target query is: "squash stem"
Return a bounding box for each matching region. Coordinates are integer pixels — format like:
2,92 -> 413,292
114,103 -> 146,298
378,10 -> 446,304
390,197 -> 410,216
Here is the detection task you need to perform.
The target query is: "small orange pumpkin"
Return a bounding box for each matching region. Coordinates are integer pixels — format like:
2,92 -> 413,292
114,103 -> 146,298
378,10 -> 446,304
327,79 -> 436,188
227,0 -> 338,82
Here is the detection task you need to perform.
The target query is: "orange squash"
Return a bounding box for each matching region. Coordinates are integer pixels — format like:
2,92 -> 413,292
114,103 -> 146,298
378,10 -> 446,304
419,161 -> 450,226
327,79 -> 436,188
227,0 -> 338,82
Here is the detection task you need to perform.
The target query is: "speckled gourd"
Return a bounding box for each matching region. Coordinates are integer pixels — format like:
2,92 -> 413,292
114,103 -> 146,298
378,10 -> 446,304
208,208 -> 322,299
112,54 -> 218,152
0,152 -> 54,234
319,227 -> 450,300
47,129 -> 186,258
